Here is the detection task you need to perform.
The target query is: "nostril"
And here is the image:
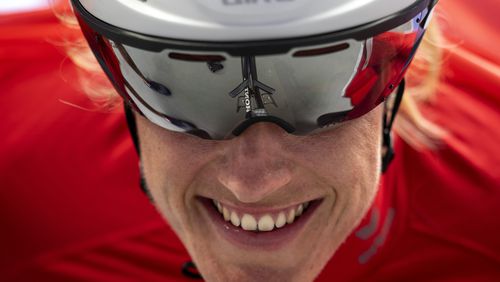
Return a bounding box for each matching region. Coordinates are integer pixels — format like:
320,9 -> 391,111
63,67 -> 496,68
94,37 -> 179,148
218,165 -> 292,203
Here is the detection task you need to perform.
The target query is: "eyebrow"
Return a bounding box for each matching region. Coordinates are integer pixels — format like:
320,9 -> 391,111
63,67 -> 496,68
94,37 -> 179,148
292,43 -> 350,57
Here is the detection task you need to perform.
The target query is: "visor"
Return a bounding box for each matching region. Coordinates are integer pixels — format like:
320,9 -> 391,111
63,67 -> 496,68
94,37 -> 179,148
73,0 -> 436,140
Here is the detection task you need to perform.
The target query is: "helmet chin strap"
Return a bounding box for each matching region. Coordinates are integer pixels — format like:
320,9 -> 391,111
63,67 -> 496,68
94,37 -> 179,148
382,79 -> 405,173
124,79 -> 406,197
123,103 -> 153,200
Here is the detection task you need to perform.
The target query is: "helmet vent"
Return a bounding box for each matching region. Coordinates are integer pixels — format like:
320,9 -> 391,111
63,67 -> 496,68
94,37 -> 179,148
169,52 -> 226,62
293,43 -> 350,57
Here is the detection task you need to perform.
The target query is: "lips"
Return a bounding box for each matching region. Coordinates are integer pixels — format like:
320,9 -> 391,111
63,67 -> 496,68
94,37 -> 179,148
200,197 -> 322,250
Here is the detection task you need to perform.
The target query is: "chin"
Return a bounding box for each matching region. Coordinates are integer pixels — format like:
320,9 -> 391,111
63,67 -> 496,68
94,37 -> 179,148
176,196 -> 368,282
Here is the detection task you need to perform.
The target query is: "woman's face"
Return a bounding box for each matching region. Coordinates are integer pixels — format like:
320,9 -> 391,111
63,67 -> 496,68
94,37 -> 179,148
136,105 -> 383,282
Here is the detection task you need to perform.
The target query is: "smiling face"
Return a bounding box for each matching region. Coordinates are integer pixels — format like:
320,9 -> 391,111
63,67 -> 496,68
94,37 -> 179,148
135,104 -> 383,281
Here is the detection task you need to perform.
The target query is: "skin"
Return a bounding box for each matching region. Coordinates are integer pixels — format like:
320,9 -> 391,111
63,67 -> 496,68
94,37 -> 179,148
135,105 -> 383,282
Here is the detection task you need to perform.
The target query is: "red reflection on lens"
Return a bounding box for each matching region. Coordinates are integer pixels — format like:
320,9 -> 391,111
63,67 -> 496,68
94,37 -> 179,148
293,43 -> 350,57
345,31 -> 418,119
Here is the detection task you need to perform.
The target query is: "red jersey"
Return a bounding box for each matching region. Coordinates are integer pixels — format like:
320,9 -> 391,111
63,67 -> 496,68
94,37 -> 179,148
1,0 -> 499,281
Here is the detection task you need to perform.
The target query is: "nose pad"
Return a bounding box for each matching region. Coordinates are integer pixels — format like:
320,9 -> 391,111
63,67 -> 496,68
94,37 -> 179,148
232,116 -> 296,136
218,122 -> 293,203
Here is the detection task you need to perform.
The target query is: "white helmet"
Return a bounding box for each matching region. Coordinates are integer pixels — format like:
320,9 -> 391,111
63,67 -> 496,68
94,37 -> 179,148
76,0 -> 434,41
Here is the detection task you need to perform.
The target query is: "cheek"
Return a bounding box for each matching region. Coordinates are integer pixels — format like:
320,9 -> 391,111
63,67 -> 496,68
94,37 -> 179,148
329,110 -> 382,215
299,108 -> 382,232
295,109 -> 382,192
135,116 -> 216,232
332,113 -> 383,240
304,110 -> 383,267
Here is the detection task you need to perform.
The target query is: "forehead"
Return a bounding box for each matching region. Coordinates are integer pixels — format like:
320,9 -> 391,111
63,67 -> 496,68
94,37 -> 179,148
77,0 -> 421,41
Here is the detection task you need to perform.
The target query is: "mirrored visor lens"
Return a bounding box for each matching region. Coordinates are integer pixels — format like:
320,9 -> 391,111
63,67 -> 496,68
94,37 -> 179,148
79,12 -> 426,139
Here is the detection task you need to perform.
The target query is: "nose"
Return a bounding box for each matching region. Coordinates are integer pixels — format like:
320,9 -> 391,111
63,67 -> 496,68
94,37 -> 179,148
217,122 -> 293,203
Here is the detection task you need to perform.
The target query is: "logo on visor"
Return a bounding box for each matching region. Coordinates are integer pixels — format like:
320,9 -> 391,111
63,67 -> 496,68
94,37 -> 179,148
236,88 -> 278,113
222,0 -> 294,5
243,88 -> 252,113
230,56 -> 278,116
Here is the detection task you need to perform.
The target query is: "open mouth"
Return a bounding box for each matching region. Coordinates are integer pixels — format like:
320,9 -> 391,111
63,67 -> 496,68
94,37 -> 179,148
199,197 -> 322,250
213,199 -> 312,232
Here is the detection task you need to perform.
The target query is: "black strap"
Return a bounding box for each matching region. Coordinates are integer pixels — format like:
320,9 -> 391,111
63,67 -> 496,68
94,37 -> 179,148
382,79 -> 405,173
124,104 -> 153,199
124,103 -> 140,156
182,261 -> 203,280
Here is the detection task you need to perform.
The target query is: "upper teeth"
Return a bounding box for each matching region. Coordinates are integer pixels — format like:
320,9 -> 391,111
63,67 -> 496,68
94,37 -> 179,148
212,200 -> 310,232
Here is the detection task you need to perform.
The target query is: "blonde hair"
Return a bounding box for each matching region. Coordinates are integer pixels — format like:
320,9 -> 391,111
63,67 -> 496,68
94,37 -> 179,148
50,0 -> 121,111
52,0 -> 448,149
395,16 -> 450,151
